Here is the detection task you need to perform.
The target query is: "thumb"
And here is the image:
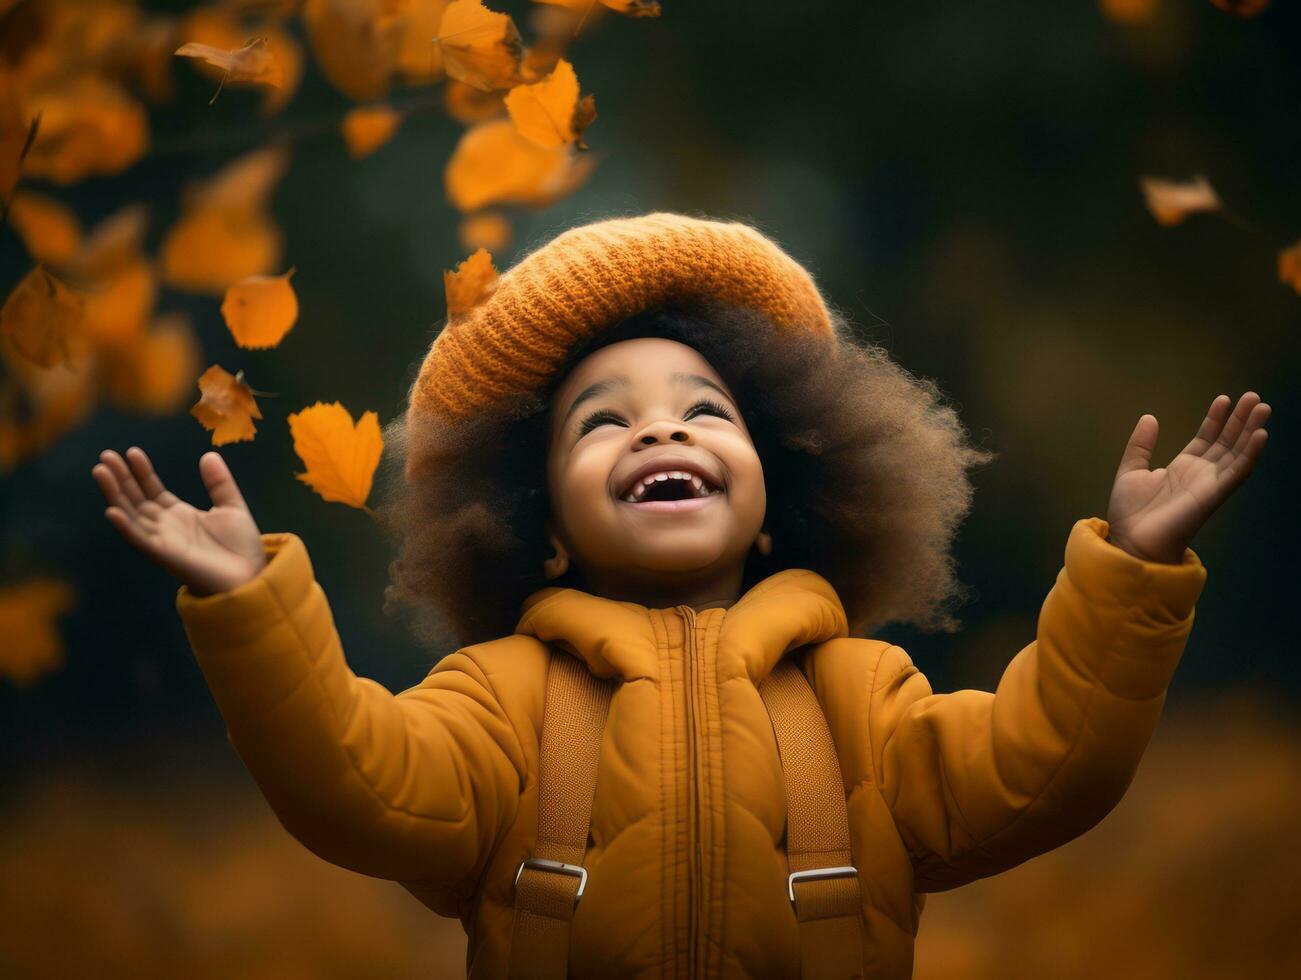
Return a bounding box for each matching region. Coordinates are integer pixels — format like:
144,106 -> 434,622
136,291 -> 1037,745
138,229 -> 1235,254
1116,414 -> 1158,479
199,451 -> 250,511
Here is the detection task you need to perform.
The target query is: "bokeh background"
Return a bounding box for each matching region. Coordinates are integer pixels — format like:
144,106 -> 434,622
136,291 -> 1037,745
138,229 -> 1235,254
2,0 -> 1299,976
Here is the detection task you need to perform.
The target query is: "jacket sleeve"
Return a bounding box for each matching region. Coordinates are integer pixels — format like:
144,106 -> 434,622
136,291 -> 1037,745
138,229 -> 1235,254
868,516 -> 1208,892
174,531 -> 527,904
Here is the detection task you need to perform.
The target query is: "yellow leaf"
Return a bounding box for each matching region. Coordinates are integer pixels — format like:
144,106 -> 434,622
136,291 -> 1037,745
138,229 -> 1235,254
100,312 -> 202,416
505,57 -> 596,149
286,401 -> 384,509
7,192 -> 83,267
1139,174 -> 1221,227
22,74 -> 148,185
434,0 -> 524,92
444,117 -> 596,211
340,105 -> 403,159
0,266 -> 86,370
161,205 -> 284,294
190,364 -> 264,445
0,577 -> 77,686
444,248 -> 498,315
175,37 -> 285,94
221,268 -> 299,348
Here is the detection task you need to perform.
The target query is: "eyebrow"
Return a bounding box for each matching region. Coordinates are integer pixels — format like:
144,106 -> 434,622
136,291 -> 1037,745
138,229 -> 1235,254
560,372 -> 735,429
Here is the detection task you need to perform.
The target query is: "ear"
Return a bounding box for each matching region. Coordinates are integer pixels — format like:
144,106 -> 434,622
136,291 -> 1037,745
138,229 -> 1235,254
754,529 -> 772,556
543,520 -> 570,580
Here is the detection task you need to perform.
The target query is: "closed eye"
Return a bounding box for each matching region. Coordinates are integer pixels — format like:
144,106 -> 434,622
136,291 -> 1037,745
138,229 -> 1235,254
575,398 -> 737,438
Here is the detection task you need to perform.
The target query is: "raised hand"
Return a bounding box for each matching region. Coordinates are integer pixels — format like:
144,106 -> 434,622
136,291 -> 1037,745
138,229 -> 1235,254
1106,392 -> 1271,564
92,447 -> 267,596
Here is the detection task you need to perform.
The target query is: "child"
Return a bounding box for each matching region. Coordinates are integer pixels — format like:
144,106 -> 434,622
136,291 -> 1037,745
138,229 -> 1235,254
92,212 -> 1270,978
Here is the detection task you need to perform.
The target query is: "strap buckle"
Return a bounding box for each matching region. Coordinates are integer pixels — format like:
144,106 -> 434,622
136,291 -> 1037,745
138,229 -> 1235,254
514,857 -> 589,905
787,865 -> 859,910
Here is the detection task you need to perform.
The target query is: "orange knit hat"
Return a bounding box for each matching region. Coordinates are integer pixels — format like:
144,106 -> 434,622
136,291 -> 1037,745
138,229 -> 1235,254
405,211 -> 836,453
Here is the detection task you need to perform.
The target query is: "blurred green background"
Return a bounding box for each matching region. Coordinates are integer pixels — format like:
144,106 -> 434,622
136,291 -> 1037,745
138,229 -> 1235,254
1,0 -> 1297,976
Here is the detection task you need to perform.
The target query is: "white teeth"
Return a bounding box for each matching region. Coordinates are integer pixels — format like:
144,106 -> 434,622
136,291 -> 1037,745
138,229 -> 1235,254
621,469 -> 722,502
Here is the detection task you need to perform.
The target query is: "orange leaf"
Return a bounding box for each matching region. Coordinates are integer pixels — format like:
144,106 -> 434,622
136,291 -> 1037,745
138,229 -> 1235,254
190,365 -> 264,446
21,75 -> 148,185
178,7 -> 303,114
7,192 -> 82,267
0,266 -> 86,370
0,69 -> 31,206
100,312 -> 202,416
161,205 -> 284,294
175,37 -> 285,98
442,78 -> 506,124
1139,174 -> 1221,227
188,144 -> 290,213
458,211 -> 512,252
221,268 -> 299,349
301,0 -> 401,102
78,254 -> 155,351
1278,240 -> 1301,296
434,0 -> 524,92
340,105 -> 403,158
0,577 -> 77,686
286,401 -> 384,509
444,116 -> 596,211
444,248 -> 499,315
505,57 -> 595,149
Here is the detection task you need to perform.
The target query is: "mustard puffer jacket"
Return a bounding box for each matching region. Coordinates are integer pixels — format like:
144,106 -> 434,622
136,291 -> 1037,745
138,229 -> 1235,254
175,517 -> 1207,978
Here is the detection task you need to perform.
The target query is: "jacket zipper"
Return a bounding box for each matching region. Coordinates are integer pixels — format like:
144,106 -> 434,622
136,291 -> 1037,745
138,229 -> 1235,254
679,605 -> 702,977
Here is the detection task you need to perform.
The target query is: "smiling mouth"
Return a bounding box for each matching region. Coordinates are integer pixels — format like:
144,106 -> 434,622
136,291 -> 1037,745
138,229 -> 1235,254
616,470 -> 725,512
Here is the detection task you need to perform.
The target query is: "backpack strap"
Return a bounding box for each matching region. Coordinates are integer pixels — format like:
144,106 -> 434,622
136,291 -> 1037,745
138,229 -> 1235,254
508,648 -> 614,977
759,656 -> 865,978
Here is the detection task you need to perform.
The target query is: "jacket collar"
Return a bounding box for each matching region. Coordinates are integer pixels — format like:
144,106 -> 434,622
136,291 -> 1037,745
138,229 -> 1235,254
514,568 -> 849,685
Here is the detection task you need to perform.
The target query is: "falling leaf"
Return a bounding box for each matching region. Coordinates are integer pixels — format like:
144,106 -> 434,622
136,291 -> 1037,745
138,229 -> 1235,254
65,202 -> 150,280
444,248 -> 499,315
0,266 -> 86,370
161,148 -> 289,294
178,7 -> 304,114
21,74 -> 148,185
458,211 -> 511,252
190,365 -> 264,446
434,0 -> 524,92
7,192 -> 83,266
442,79 -> 506,124
301,0 -> 403,102
1139,174 -> 1221,227
78,254 -> 155,351
175,37 -> 285,103
99,312 -> 202,416
286,401 -> 384,509
1209,0 -> 1271,15
0,577 -> 77,685
444,116 -> 596,211
340,105 -> 403,158
390,0 -> 449,86
1278,240 -> 1301,296
221,268 -> 298,349
505,58 -> 596,149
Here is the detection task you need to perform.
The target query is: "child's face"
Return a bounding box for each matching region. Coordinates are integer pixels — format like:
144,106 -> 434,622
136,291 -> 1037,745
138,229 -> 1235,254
545,337 -> 767,599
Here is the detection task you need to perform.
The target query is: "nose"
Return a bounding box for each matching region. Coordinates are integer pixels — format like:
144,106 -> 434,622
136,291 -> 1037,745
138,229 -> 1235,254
635,419 -> 692,445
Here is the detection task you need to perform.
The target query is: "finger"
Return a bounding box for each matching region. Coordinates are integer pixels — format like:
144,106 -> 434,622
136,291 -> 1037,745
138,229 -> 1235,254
1206,392 -> 1261,464
1116,414 -> 1158,477
98,449 -> 148,509
199,452 -> 250,511
1220,427 -> 1269,488
124,446 -> 181,506
92,460 -> 139,521
1176,394 -> 1231,459
1227,401 -> 1270,458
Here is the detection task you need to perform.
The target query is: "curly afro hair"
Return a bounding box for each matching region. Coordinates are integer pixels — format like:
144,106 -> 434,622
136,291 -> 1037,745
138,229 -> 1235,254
374,301 -> 997,656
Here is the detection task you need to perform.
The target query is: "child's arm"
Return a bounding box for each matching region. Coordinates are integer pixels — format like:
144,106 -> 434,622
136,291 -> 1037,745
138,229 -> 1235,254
93,447 -> 531,912
173,531 -> 533,908
869,393 -> 1269,892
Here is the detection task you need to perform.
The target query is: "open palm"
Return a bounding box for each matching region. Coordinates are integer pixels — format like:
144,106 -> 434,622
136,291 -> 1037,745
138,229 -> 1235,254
92,447 -> 267,597
1107,392 -> 1271,565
